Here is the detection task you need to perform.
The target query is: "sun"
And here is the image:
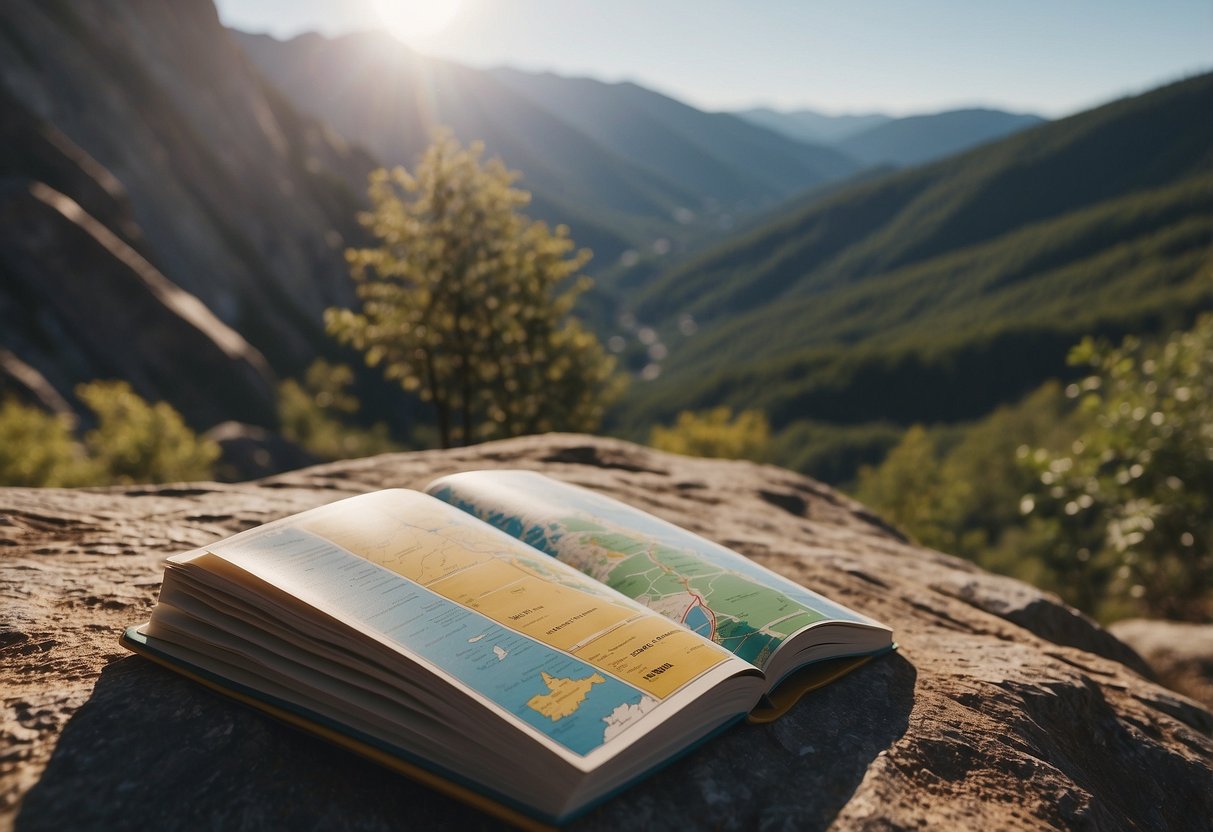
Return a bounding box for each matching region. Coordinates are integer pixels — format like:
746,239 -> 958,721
372,0 -> 463,45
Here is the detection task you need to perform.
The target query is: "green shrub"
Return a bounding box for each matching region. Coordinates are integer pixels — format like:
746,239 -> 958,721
650,407 -> 771,461
278,360 -> 400,461
1022,316 -> 1213,620
76,381 -> 220,483
0,399 -> 94,486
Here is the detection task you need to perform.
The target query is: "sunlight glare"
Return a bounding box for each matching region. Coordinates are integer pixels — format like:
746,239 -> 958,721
372,0 -> 463,45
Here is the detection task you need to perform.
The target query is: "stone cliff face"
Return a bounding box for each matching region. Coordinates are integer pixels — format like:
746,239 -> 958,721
0,1 -> 376,424
2,435 -> 1210,831
0,178 -> 277,427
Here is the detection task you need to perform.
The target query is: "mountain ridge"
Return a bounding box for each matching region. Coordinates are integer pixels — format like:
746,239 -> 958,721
490,67 -> 860,207
837,108 -> 1047,167
617,72 -> 1213,476
0,0 -> 377,426
736,106 -> 1046,168
234,29 -> 863,267
736,107 -> 893,144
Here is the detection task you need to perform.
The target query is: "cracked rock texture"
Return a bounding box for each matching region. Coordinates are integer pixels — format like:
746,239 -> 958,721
3,434 -> 1211,831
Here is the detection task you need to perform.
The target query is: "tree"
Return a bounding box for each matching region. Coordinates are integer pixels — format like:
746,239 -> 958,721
650,407 -> 771,461
326,134 -> 622,448
855,425 -> 958,552
1021,316 -> 1213,620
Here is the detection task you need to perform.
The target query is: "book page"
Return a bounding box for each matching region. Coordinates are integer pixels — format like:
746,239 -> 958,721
427,470 -> 886,673
190,490 -> 744,762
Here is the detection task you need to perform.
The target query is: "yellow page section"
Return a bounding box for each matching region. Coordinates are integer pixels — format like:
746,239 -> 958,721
299,490 -> 727,700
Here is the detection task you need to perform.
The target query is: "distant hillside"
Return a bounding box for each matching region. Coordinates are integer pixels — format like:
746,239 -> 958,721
736,108 -> 892,144
235,31 -> 861,266
0,0 -> 376,427
236,31 -> 697,264
491,70 -> 859,208
838,108 -> 1047,167
736,106 -> 1044,169
620,73 -> 1213,479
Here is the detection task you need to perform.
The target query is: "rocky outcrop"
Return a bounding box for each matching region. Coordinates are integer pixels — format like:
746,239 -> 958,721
3,435 -> 1210,830
203,421 -> 320,483
0,179 -> 278,428
1110,619 -> 1213,711
0,0 -> 374,378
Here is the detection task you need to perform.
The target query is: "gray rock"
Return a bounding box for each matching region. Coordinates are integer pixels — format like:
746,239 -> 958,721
1110,619 -> 1213,711
3,435 -> 1211,831
0,0 -> 374,378
203,421 -> 321,482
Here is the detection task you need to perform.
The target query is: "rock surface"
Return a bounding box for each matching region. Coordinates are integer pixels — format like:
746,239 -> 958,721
1110,619 -> 1213,712
2,434 -> 1211,831
0,0 -> 374,411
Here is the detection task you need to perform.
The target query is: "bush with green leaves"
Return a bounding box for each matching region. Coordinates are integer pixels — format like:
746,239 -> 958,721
1021,316 -> 1213,620
650,407 -> 771,461
0,381 -> 219,486
0,399 -> 94,486
855,383 -> 1073,561
278,360 -> 400,461
76,381 -> 220,483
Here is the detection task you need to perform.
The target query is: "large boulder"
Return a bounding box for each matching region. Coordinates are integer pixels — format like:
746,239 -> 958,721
1109,619 -> 1213,712
3,435 -> 1210,830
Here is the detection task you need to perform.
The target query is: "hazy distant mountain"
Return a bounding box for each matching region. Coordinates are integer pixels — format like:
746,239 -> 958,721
490,70 -> 860,208
736,108 -> 892,144
236,30 -> 704,263
621,73 -> 1213,476
235,31 -> 861,264
737,106 -> 1046,170
837,108 -> 1047,167
0,0 -> 376,427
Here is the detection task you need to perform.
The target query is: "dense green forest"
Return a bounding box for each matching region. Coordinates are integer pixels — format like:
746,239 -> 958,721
614,72 -> 1213,485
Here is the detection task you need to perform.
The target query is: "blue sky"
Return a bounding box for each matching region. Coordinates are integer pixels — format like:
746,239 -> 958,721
215,0 -> 1213,117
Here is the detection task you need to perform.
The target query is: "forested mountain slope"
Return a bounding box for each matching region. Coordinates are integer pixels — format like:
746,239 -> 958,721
620,73 -> 1213,457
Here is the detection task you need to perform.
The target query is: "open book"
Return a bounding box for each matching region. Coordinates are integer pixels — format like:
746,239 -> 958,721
123,470 -> 893,827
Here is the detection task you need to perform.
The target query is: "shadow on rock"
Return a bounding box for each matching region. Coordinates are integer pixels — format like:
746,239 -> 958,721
17,652 -> 916,831
579,651 -> 917,831
16,656 -> 504,831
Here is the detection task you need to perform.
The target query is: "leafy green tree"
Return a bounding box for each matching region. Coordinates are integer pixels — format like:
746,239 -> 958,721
278,360 -> 400,461
933,382 -> 1076,560
650,407 -> 771,461
1022,316 -> 1213,620
327,133 -> 622,448
855,425 -> 959,552
0,399 -> 94,486
76,380 -> 219,483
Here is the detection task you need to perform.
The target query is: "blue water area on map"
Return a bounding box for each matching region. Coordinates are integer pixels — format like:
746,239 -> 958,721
369,567 -> 643,755
684,604 -> 712,638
